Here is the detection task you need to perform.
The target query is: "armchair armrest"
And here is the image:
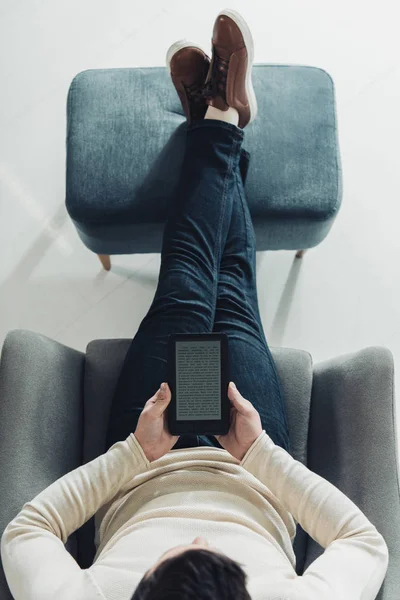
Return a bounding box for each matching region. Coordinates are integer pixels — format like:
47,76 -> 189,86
305,347 -> 400,600
0,330 -> 84,600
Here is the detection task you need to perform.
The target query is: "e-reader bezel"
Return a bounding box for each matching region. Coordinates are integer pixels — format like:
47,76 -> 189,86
167,333 -> 230,436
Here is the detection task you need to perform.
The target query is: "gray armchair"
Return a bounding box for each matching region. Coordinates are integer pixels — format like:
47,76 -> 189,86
0,330 -> 399,600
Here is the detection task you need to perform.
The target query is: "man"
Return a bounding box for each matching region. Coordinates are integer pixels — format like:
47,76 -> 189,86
1,9 -> 388,600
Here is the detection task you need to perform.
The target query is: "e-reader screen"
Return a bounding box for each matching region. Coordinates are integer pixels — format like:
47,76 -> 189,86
175,339 -> 221,421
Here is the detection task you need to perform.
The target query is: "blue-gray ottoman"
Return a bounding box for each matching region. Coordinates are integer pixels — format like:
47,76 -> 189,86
66,65 -> 342,270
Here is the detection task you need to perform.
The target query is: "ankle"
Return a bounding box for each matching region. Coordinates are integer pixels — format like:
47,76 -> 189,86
204,105 -> 239,126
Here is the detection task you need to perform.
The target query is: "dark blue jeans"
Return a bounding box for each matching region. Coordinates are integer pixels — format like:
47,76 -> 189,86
106,120 -> 291,453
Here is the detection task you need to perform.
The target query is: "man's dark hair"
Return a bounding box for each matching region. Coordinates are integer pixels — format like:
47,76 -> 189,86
131,548 -> 252,599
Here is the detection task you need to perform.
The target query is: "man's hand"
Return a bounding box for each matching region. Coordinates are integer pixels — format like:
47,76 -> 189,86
216,382 -> 263,461
134,383 -> 179,462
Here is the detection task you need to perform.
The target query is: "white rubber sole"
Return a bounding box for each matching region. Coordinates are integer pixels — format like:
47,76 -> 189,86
217,8 -> 258,125
166,39 -> 208,72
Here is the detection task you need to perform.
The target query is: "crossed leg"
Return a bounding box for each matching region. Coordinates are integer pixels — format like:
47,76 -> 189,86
106,119 -> 290,453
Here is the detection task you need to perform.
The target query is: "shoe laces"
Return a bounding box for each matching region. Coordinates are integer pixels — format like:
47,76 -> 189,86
203,53 -> 229,100
183,81 -> 207,119
184,81 -> 205,101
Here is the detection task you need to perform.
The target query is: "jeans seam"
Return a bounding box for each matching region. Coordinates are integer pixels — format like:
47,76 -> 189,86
211,136 -> 241,321
234,171 -> 287,417
234,169 -> 257,330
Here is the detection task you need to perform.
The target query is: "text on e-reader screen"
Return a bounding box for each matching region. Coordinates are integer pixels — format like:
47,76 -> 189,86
176,340 -> 221,420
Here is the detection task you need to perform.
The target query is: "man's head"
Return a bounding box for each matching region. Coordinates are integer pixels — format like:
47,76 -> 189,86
131,536 -> 251,599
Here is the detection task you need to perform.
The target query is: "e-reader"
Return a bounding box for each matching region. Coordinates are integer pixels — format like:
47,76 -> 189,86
167,333 -> 230,436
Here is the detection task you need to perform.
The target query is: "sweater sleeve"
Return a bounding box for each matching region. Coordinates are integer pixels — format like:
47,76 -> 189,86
241,431 -> 389,599
1,434 -> 150,600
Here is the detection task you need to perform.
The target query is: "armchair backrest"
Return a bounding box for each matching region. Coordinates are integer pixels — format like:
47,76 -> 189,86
78,340 -> 314,571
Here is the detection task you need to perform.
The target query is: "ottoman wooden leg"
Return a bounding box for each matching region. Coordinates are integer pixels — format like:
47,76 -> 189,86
295,250 -> 307,259
98,254 -> 111,271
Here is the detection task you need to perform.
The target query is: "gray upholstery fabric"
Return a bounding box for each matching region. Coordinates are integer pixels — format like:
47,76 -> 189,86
272,347 -> 313,467
76,340 -> 134,568
305,347 -> 400,600
272,347 -> 314,574
0,332 -> 398,600
0,330 -> 84,600
66,65 -> 342,254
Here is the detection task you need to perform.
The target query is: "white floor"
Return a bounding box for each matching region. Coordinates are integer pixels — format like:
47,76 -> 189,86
1,0 -> 399,446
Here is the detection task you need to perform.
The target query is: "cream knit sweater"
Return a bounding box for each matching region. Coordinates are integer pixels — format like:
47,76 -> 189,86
1,431 -> 388,600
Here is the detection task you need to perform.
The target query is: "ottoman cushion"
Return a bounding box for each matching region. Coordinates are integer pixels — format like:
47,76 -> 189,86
66,65 -> 341,253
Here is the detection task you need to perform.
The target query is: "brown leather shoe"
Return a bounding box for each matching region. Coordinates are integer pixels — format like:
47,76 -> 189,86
204,9 -> 258,128
166,40 -> 210,124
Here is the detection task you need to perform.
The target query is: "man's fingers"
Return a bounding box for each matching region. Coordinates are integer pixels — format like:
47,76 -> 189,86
154,382 -> 171,413
228,381 -> 243,406
228,382 -> 253,415
160,382 -> 171,398
145,383 -> 171,410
